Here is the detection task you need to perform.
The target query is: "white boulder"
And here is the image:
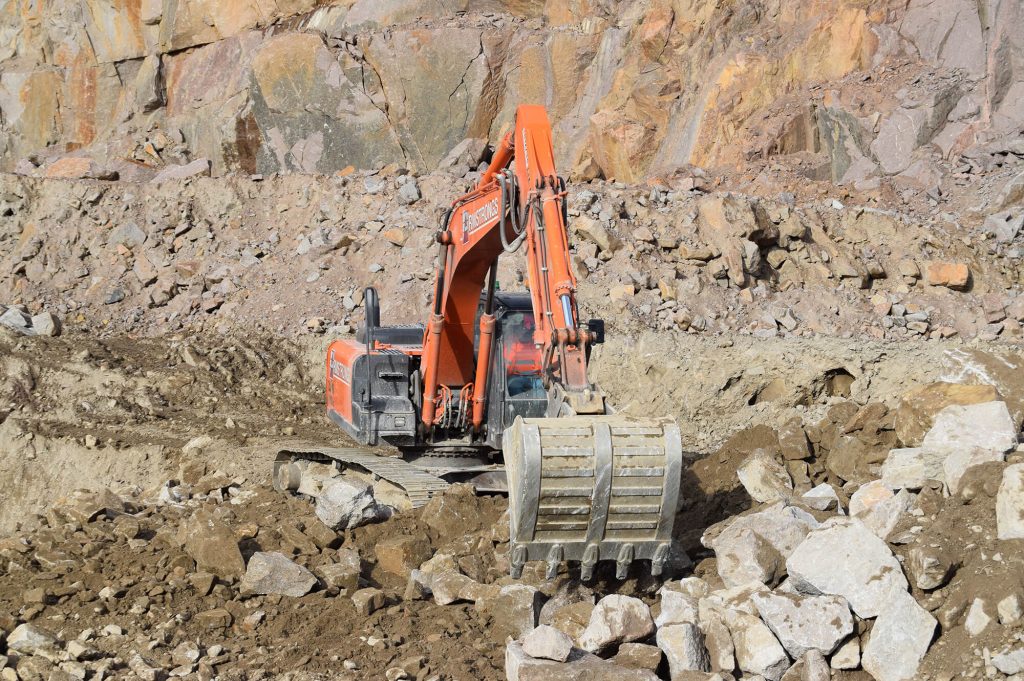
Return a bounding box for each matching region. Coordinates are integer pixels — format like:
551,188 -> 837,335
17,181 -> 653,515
861,590 -> 936,681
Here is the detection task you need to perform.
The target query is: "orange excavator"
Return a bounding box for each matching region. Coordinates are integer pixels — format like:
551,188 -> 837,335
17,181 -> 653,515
275,105 -> 682,580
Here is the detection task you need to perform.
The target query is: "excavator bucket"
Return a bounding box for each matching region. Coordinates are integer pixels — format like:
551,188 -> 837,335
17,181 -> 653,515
503,415 -> 683,581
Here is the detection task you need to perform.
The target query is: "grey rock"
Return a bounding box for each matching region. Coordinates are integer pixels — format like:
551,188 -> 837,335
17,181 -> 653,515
505,641 -> 659,681
578,595 -> 655,653
724,610 -> 790,681
397,180 -> 421,205
241,551 -> 317,597
921,401 -> 1017,458
316,547 -> 361,592
7,624 -> 60,655
706,503 -> 819,588
0,307 -> 31,333
881,447 -> 943,490
751,591 -> 853,658
521,625 -> 573,662
656,623 -> 711,677
861,589 -> 936,681
786,517 -> 908,618
30,311 -> 61,337
315,478 -> 388,530
992,647 -> 1024,675
997,463 -> 1024,540
656,577 -> 708,627
800,483 -> 842,513
737,450 -> 793,503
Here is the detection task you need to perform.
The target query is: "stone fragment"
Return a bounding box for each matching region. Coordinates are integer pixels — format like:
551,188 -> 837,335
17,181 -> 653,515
477,584 -> 545,639
861,590 -> 936,681
573,216 -> 621,254
923,401 -> 1016,454
964,598 -> 991,636
431,570 -> 498,606
751,592 -> 853,658
240,551 -> 317,597
778,419 -> 811,461
924,261 -> 969,289
0,307 -> 31,333
855,488 -> 914,540
737,450 -> 793,503
195,608 -> 232,628
725,611 -> 790,681
397,181 -> 421,205
997,463 -> 1024,540
656,623 -> 711,677
7,624 -> 60,654
578,595 -> 655,653
656,578 -> 708,627
316,548 -> 361,592
613,643 -> 663,673
505,641 -> 659,681
545,601 -> 594,642
521,625 -> 573,662
895,382 -> 1000,446
992,647 -> 1024,675
800,484 -> 842,513
352,587 -> 385,616
375,535 -> 432,576
944,445 -> 1007,495
700,610 -> 735,672
30,312 -> 61,337
786,517 -> 908,618
907,544 -> 956,590
315,478 -> 387,530
998,593 -> 1023,625
178,509 -> 245,580
830,636 -> 859,670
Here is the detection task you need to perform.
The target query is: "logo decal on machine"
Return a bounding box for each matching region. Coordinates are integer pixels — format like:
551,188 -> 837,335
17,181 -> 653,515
329,352 -> 351,384
461,198 -> 500,243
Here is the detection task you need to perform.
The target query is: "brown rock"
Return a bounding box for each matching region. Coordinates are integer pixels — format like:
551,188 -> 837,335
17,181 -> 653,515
195,608 -> 233,629
178,510 -> 245,580
924,262 -> 970,290
778,418 -> 812,461
375,535 -> 433,576
352,587 -> 385,616
613,643 -> 663,672
895,382 -> 1001,446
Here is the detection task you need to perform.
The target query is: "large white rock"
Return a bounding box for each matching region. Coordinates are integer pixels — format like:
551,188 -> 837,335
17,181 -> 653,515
724,611 -> 791,681
578,595 -> 655,653
849,480 -> 893,516
737,450 -> 794,503
861,590 -> 936,681
521,625 -> 573,662
992,647 -> 1024,675
880,448 -> 942,490
656,623 -> 711,678
944,446 -> 1008,494
699,610 -> 736,672
830,636 -> 860,670
7,624 -> 60,655
921,401 -> 1017,454
505,640 -> 659,681
997,463 -> 1024,540
751,592 -> 853,658
706,503 -> 819,587
315,478 -> 387,530
964,598 -> 992,637
786,517 -> 909,618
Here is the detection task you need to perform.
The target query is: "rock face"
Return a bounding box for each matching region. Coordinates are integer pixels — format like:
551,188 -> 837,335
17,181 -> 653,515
997,463 -> 1024,540
240,551 -> 317,597
1,0 -> 1021,182
786,517 -> 908,618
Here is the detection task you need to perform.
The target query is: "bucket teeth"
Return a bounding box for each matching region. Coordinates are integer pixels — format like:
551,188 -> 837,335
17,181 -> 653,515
504,415 -> 682,581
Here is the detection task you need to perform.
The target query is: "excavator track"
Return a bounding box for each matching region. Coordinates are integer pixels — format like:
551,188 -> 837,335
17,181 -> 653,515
274,447 -> 450,508
503,415 -> 682,580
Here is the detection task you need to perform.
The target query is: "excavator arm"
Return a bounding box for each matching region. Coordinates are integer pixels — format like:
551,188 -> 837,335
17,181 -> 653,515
421,105 -> 603,433
419,106 -> 683,580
